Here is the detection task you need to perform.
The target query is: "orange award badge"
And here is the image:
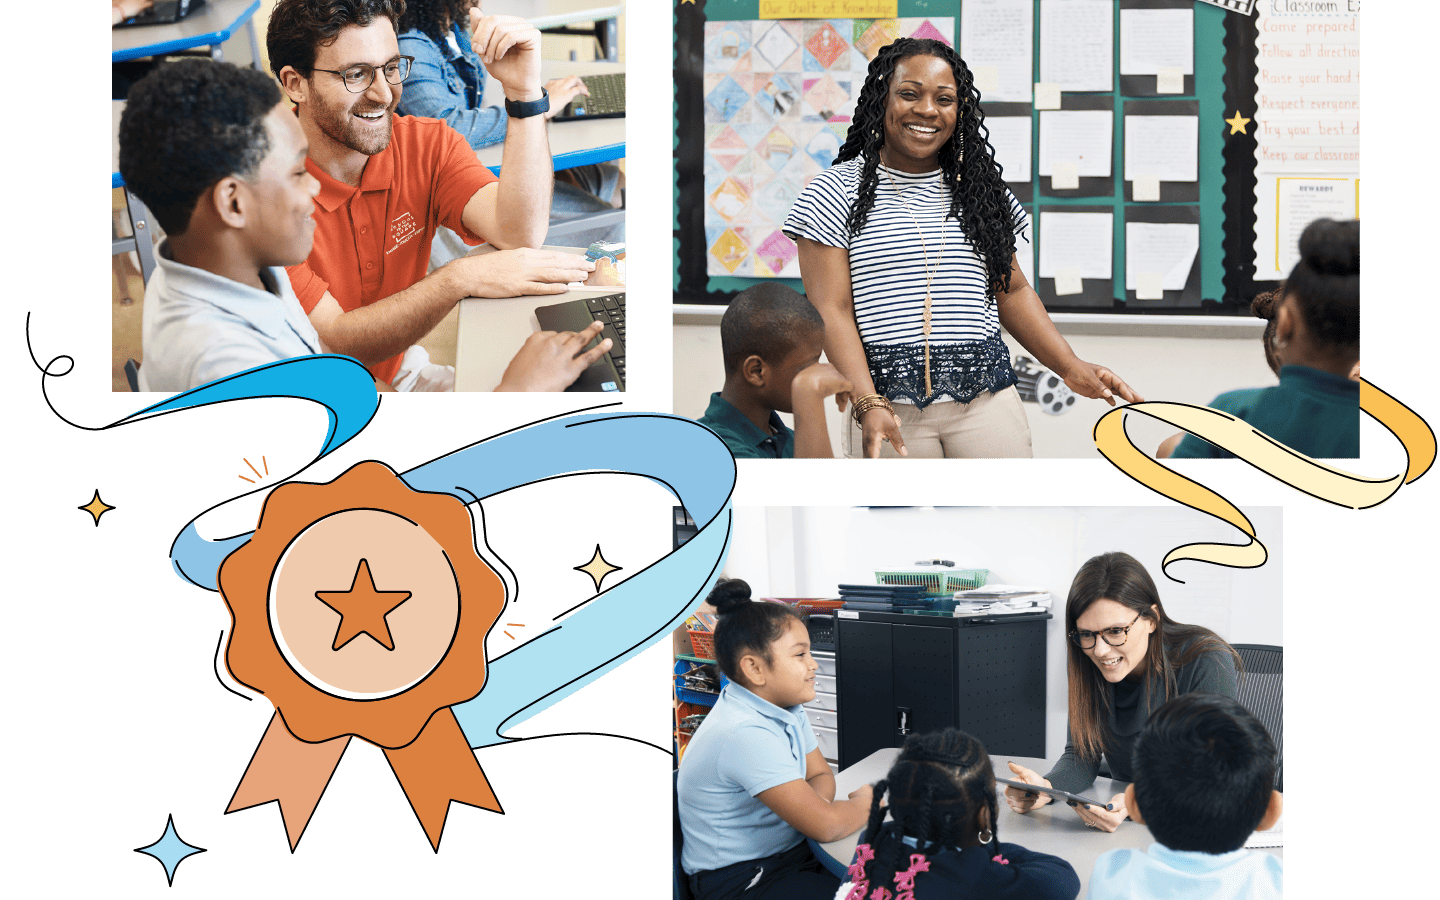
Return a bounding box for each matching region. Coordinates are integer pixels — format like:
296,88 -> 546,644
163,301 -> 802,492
218,461 -> 506,850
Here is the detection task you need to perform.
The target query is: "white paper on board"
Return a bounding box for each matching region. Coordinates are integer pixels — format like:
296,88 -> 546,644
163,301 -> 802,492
1041,211 -> 1113,280
1055,269 -> 1084,295
1126,221 -> 1199,292
1124,115 -> 1198,182
1034,82 -> 1062,109
1040,0 -> 1113,91
985,117 -> 1033,183
1040,110 -> 1112,177
1133,174 -> 1161,201
1051,162 -> 1079,190
1119,8 -> 1194,75
1136,272 -> 1166,300
974,65 -> 1000,94
961,0 -> 1034,102
1157,67 -> 1184,94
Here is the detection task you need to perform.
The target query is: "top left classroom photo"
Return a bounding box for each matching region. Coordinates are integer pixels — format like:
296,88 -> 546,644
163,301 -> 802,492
111,0 -> 628,394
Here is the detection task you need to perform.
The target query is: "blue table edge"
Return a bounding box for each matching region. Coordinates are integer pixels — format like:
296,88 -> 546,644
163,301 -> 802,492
111,0 -> 261,62
485,141 -> 626,176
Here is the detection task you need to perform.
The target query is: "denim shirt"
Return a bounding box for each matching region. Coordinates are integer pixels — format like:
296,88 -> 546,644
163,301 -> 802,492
396,23 -> 508,149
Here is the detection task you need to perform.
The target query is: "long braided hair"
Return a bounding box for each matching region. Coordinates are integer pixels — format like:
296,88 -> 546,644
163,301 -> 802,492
835,38 -> 1018,300
845,729 -> 1002,899
397,0 -> 475,48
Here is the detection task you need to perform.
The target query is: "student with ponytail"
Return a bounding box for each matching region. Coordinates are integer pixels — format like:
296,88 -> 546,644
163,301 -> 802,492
678,579 -> 873,900
837,728 -> 1079,900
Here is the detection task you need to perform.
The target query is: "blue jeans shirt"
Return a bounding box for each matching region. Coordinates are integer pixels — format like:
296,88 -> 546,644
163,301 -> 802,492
397,23 -> 508,149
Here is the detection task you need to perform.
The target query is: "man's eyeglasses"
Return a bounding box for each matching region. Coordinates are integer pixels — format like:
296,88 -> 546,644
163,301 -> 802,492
313,56 -> 414,93
1069,612 -> 1145,650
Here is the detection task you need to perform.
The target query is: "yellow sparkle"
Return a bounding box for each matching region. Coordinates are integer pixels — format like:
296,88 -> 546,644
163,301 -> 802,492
574,544 -> 622,592
79,490 -> 115,526
1224,111 -> 1251,135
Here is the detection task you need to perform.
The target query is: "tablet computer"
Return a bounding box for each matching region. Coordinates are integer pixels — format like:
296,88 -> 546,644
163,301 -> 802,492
995,777 -> 1113,810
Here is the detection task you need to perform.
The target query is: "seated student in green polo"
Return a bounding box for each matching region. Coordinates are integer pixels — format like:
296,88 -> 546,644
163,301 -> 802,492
697,284 -> 855,459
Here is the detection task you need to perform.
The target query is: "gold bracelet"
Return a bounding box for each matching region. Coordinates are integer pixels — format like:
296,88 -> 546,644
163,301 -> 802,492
850,393 -> 894,424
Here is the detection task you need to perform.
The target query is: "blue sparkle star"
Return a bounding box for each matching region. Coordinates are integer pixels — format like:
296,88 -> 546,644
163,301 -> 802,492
134,814 -> 206,886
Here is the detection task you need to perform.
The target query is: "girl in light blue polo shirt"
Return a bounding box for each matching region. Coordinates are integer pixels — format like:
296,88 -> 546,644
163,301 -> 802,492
678,581 -> 874,900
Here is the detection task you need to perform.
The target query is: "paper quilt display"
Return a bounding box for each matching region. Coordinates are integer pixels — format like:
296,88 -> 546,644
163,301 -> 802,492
702,17 -> 955,278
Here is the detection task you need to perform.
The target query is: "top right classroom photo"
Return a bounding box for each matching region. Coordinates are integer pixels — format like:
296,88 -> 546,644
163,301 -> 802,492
672,0 -> 1359,459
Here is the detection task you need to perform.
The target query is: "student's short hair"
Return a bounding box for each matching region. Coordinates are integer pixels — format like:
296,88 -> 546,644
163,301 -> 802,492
1132,693 -> 1277,854
267,0 -> 407,81
708,579 -> 805,683
118,59 -> 281,236
1282,218 -> 1359,348
719,284 -> 825,375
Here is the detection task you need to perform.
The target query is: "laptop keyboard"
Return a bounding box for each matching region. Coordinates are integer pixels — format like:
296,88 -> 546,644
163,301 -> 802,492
585,293 -> 626,383
563,73 -> 625,118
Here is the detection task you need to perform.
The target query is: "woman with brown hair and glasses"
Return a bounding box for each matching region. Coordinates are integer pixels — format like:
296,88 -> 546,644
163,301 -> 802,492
1002,552 -> 1241,832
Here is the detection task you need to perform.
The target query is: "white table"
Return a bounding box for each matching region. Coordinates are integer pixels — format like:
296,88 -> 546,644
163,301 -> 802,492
487,0 -> 624,61
454,245 -> 625,392
813,750 -> 1281,896
112,0 -> 261,65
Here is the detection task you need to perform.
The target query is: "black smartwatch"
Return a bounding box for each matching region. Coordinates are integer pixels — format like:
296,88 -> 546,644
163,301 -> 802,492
504,87 -> 550,119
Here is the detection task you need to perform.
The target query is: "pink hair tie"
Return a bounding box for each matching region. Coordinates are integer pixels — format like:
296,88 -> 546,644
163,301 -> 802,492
992,854 -> 1010,865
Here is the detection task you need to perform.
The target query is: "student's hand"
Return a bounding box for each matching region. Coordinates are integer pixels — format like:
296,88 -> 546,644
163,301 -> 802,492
112,0 -> 154,24
859,406 -> 907,458
542,76 -> 589,119
1062,361 -> 1144,406
1003,761 -> 1053,814
494,321 -> 610,392
847,783 -> 874,810
447,248 -> 595,298
469,9 -> 543,99
1155,431 -> 1184,459
792,363 -> 853,412
1069,792 -> 1128,833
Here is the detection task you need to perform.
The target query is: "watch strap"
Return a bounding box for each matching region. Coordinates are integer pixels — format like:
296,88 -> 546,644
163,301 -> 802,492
504,87 -> 550,119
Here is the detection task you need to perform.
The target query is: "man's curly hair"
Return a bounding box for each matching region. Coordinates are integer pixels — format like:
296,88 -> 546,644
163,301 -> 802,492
118,59 -> 280,235
267,0 -> 407,80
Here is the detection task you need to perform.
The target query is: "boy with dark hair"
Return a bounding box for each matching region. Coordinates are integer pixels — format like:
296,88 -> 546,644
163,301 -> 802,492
697,284 -> 858,459
1089,693 -> 1282,899
119,58 -> 606,393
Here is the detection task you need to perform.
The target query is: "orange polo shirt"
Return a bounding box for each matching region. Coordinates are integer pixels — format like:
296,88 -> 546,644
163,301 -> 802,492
287,115 -> 498,385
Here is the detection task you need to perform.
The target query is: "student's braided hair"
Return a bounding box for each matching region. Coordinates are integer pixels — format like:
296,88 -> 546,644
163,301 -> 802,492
397,0 -> 475,48
849,728 -> 1001,898
835,38 -> 1018,301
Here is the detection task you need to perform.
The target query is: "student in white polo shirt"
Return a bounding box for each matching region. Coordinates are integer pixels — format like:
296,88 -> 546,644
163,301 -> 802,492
677,580 -> 873,900
119,58 -> 607,393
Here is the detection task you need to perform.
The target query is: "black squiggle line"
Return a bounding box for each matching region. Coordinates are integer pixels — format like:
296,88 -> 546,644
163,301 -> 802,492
213,630 -> 253,701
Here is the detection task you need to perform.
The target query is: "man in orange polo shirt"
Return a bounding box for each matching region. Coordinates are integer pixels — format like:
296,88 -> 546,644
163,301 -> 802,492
268,0 -> 598,391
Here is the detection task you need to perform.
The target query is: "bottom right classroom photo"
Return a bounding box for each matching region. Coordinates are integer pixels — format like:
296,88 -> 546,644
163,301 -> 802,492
672,506 -> 1282,900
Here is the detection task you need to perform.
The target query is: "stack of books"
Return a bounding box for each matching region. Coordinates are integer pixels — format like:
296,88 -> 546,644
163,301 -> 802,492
952,585 -> 1052,617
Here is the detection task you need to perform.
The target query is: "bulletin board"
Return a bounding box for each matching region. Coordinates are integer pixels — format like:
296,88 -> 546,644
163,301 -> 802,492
673,0 -> 1360,314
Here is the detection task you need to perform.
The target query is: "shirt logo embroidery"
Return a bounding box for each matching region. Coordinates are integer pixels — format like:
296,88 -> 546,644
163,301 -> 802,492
387,212 -> 420,254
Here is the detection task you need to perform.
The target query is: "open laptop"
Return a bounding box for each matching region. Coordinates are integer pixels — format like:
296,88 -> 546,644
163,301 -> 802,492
533,292 -> 626,392
552,73 -> 625,121
115,0 -> 205,27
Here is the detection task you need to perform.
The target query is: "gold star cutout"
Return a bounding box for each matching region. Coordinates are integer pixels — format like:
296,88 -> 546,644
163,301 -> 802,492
79,490 -> 115,526
1225,111 -> 1251,135
574,544 -> 622,592
315,559 -> 412,651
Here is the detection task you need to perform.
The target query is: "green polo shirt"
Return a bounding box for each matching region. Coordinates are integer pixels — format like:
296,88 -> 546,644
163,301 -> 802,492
1172,365 -> 1359,459
696,393 -> 795,459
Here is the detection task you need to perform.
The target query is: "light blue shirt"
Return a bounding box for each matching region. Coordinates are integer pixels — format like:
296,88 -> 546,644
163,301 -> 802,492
138,240 -> 323,392
1087,843 -> 1282,900
677,682 -> 818,875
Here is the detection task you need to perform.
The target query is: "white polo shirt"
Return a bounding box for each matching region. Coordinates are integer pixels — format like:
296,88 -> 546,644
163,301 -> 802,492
138,240 -> 323,392
677,682 -> 818,875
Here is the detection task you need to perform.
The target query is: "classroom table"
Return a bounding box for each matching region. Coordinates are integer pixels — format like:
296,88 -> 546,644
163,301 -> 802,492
812,749 -> 1282,896
487,0 -> 624,61
454,244 -> 625,392
112,0 -> 262,65
477,59 -> 625,240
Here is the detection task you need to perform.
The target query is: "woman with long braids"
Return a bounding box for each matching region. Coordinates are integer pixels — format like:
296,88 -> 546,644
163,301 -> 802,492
1003,552 -> 1243,834
837,728 -> 1079,899
783,39 -> 1141,458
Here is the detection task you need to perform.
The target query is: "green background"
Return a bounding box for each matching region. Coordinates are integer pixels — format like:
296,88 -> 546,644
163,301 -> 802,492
8,0 -> 1428,892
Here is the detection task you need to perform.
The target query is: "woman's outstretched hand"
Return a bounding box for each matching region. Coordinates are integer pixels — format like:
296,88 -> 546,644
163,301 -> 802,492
1003,761 -> 1053,814
859,406 -> 907,458
1069,792 -> 1129,832
1063,362 -> 1144,406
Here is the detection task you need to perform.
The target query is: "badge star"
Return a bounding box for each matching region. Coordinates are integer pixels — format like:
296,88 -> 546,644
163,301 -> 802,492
575,544 -> 622,592
1225,110 -> 1251,135
315,559 -> 412,651
79,490 -> 115,526
134,814 -> 206,886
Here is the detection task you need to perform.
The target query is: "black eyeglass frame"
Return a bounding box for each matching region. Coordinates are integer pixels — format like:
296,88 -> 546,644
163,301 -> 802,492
311,55 -> 415,93
1068,611 -> 1145,650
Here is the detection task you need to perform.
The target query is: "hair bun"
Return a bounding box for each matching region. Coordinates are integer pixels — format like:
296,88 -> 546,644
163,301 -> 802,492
1298,218 -> 1359,278
1249,288 -> 1281,321
708,578 -> 752,615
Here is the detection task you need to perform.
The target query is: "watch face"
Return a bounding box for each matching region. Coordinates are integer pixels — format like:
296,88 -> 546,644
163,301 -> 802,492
268,509 -> 461,700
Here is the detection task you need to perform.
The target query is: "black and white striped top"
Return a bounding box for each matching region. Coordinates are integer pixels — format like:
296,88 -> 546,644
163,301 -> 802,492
783,158 -> 1029,406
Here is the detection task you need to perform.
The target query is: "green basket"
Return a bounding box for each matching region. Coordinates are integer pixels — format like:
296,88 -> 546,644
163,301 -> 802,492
875,568 -> 989,594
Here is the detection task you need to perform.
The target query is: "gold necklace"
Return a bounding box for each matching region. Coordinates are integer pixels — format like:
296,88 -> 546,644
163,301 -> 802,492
882,162 -> 944,398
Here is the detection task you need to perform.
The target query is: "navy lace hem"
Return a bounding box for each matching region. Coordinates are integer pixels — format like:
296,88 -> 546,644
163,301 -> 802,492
864,335 -> 1018,409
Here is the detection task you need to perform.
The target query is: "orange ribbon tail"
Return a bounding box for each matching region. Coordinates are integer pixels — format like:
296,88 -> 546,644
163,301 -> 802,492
226,712 -> 351,851
384,708 -> 501,851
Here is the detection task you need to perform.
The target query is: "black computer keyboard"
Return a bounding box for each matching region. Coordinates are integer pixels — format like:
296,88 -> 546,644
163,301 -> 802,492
556,73 -> 625,120
584,293 -> 626,383
533,292 -> 626,392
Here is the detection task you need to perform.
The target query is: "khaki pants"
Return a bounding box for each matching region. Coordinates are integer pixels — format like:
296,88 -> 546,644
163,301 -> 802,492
844,385 -> 1033,459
